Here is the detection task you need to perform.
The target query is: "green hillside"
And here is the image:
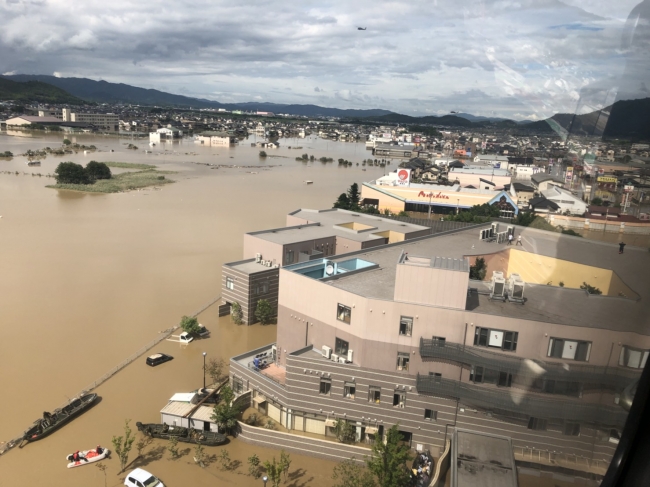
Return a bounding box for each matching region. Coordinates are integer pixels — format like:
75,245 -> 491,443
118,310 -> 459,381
0,78 -> 83,104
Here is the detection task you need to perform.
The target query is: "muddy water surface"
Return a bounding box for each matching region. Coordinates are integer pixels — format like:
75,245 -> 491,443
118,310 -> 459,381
0,132 -> 386,486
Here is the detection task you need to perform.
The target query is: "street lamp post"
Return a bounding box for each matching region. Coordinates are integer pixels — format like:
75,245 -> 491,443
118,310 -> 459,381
456,199 -> 460,215
262,475 -> 269,487
202,352 -> 207,390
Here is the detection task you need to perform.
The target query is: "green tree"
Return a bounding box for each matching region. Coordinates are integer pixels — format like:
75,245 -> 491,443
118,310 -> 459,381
347,183 -> 361,209
259,151 -> 267,158
255,299 -> 274,325
135,433 -> 153,458
333,418 -> 357,444
280,450 -> 292,482
167,435 -> 179,458
206,357 -> 226,384
85,161 -> 112,180
180,315 -> 201,335
366,424 -> 412,487
63,138 -> 71,145
334,193 -> 350,210
591,197 -> 603,206
111,419 -> 136,473
263,457 -> 283,487
194,442 -> 206,467
514,211 -> 536,226
397,211 -> 409,217
332,458 -> 377,487
211,384 -> 241,434
470,257 -> 487,280
231,301 -> 244,325
54,161 -> 90,184
248,453 -> 261,478
219,449 -> 231,470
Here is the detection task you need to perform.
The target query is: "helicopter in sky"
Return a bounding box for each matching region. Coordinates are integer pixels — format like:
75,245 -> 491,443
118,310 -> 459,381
357,27 -> 367,30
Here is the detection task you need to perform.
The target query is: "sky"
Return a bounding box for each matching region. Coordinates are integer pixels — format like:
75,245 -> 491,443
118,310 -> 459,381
1,0 -> 648,119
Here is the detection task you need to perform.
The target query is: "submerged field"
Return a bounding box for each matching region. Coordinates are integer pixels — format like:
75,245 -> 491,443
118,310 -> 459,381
47,162 -> 174,193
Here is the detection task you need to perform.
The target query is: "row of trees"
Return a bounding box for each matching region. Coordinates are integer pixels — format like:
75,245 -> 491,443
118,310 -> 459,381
333,183 -> 408,217
230,299 -> 274,325
54,161 -> 111,185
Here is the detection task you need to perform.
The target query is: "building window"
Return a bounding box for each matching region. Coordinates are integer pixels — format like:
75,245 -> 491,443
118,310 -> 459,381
527,417 -> 547,431
619,346 -> 649,369
470,366 -> 483,383
399,316 -> 413,336
542,380 -> 582,397
344,382 -> 356,399
368,386 -> 381,403
226,277 -> 234,290
497,372 -> 513,387
393,391 -> 406,408
474,327 -> 518,351
319,379 -> 331,395
285,250 -> 295,264
232,377 -> 243,394
397,352 -> 410,371
335,338 -> 349,356
337,304 -> 351,324
548,338 -> 591,362
563,422 -> 581,436
424,409 -> 437,421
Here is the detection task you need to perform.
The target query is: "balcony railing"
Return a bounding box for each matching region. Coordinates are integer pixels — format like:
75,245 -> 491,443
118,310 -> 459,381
416,374 -> 628,427
419,338 -> 640,392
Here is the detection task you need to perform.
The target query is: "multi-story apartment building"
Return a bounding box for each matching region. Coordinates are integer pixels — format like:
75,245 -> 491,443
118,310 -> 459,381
62,108 -> 119,132
220,209 -> 431,324
230,223 -> 649,473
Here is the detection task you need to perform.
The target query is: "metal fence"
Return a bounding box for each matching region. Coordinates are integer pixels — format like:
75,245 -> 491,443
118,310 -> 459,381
419,338 -> 640,392
415,374 -> 629,428
0,295 -> 221,458
383,215 -> 479,232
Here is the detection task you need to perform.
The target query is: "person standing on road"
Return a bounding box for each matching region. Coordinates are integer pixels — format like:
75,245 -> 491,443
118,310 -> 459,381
619,242 -> 626,254
516,235 -> 523,246
507,233 -> 513,245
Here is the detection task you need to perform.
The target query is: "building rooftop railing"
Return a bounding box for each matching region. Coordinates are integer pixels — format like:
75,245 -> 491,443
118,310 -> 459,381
419,338 -> 640,392
416,373 -> 628,427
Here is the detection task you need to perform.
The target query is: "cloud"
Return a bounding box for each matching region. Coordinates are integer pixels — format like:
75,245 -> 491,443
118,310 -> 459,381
0,0 -> 644,117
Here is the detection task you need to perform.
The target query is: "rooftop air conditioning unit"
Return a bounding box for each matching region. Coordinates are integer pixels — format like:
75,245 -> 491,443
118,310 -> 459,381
338,356 -> 347,364
490,277 -> 506,301
492,271 -> 504,280
260,260 -> 266,265
508,278 -> 525,303
331,353 -> 340,362
322,345 -> 332,359
325,261 -> 336,276
255,253 -> 262,263
266,261 -> 272,267
347,350 -> 354,363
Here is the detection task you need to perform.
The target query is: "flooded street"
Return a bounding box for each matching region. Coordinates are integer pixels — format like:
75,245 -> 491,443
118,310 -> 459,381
0,132 -> 384,486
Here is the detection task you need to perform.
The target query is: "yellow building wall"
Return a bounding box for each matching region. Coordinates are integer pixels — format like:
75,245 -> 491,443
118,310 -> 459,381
374,230 -> 406,244
360,185 -> 406,213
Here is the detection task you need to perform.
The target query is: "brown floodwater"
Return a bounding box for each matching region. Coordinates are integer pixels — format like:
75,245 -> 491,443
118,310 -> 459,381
0,132 -> 388,486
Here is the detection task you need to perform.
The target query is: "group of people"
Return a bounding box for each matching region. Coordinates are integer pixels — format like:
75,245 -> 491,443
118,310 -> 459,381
412,453 -> 434,486
70,446 -> 103,463
506,233 -> 523,246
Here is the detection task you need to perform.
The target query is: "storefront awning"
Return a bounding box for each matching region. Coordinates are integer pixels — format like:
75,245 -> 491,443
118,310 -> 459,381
252,394 -> 267,405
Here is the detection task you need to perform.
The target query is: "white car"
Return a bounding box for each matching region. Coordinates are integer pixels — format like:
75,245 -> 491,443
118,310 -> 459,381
124,468 -> 164,487
179,331 -> 194,344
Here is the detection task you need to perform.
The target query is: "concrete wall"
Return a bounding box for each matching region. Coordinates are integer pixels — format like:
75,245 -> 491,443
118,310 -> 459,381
394,263 -> 469,310
243,234 -> 284,265
222,263 -> 279,325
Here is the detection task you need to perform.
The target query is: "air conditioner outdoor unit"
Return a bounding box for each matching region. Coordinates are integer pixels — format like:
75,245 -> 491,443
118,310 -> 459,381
338,356 -> 347,364
508,279 -> 525,303
331,353 -> 340,362
266,261 -> 272,267
271,345 -> 277,359
490,277 -> 506,301
322,345 -> 332,359
260,260 -> 266,265
255,253 -> 262,263
347,350 -> 354,363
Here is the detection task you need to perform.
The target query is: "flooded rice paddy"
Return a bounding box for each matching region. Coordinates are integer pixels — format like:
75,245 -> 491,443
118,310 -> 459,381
0,132 -> 385,486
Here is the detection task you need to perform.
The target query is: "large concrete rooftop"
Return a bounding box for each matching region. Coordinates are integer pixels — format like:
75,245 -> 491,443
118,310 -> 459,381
453,429 -> 518,487
319,225 -> 650,333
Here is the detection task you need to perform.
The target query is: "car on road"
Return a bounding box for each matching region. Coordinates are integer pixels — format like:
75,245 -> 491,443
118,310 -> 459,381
146,353 -> 173,367
124,468 -> 164,487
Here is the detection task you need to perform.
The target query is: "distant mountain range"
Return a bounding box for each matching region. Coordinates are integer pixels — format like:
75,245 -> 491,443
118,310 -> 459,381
0,77 -> 83,104
1,75 -> 648,139
1,74 -> 392,118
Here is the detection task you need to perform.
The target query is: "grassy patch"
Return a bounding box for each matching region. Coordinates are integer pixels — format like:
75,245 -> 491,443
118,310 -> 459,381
528,216 -> 559,232
104,162 -> 157,170
47,169 -> 174,193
